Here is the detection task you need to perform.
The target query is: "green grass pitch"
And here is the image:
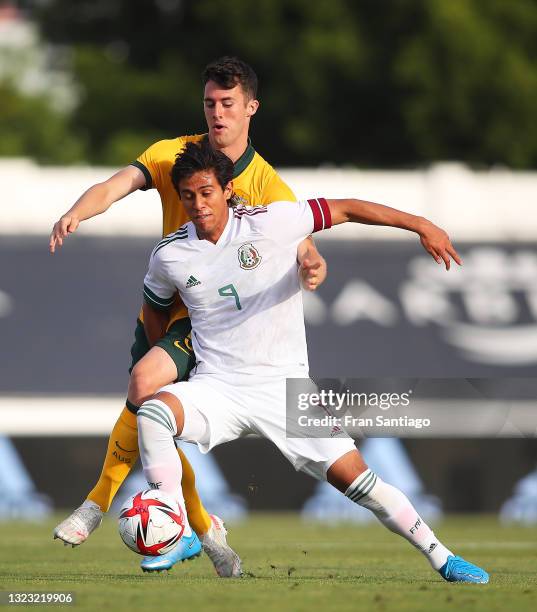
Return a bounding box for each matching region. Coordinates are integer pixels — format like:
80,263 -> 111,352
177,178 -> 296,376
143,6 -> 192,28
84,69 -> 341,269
1,514 -> 536,611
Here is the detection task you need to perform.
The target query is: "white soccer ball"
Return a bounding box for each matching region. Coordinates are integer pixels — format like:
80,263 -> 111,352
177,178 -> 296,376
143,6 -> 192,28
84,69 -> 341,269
118,489 -> 185,556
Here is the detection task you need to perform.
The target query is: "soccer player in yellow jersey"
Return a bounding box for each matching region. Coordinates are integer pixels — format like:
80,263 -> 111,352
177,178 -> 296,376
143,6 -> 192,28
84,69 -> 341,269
49,57 -> 326,576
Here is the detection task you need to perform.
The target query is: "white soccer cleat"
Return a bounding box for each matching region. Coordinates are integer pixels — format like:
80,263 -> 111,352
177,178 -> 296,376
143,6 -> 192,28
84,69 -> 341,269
53,502 -> 103,547
201,514 -> 242,578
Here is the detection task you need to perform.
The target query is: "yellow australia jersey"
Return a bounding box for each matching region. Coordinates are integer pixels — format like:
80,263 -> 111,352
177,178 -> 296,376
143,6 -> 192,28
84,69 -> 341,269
131,133 -> 296,326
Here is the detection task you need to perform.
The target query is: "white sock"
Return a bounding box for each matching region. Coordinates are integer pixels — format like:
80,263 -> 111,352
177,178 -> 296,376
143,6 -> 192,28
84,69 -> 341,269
345,469 -> 453,570
137,399 -> 191,536
81,500 -> 100,511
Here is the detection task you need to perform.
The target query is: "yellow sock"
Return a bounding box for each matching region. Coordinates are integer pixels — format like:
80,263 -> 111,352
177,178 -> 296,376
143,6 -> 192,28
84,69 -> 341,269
87,406 -> 139,512
88,405 -> 212,535
178,447 -> 212,536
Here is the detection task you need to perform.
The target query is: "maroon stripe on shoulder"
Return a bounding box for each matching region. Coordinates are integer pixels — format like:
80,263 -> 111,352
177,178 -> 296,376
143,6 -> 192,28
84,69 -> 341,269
245,206 -> 267,215
234,207 -> 268,218
318,197 -> 332,229
308,198 -> 323,232
242,208 -> 267,215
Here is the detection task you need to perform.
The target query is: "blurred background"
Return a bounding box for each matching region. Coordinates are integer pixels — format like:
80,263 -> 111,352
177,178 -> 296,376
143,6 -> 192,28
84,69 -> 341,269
1,0 -> 536,523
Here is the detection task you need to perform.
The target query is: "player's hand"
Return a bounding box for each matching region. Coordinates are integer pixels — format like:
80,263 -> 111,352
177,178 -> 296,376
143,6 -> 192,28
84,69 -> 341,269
418,220 -> 462,270
299,256 -> 327,291
49,214 -> 80,253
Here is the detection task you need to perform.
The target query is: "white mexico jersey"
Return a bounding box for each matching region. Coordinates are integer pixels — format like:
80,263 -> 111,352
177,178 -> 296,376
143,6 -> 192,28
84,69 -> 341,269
143,198 -> 332,378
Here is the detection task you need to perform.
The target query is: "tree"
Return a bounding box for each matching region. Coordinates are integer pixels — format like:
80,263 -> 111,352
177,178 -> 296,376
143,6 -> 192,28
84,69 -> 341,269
16,0 -> 537,168
0,81 -> 84,163
394,0 -> 537,167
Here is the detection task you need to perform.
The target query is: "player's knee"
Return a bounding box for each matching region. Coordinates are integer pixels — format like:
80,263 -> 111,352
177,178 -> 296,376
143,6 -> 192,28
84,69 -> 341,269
326,449 -> 369,492
128,362 -> 161,405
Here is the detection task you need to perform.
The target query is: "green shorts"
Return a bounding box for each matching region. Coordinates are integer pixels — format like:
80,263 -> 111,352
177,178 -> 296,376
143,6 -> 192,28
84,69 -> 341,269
129,317 -> 196,382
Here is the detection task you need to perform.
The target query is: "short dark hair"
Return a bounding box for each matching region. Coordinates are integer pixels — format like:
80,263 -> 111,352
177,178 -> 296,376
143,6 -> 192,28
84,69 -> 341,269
202,56 -> 258,100
171,139 -> 234,194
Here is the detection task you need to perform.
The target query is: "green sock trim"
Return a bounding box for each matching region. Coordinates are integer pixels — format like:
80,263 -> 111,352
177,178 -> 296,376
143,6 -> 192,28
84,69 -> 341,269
126,399 -> 140,414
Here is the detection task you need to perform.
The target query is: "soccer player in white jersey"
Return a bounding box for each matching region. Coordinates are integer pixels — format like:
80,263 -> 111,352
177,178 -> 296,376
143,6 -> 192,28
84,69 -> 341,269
137,139 -> 488,583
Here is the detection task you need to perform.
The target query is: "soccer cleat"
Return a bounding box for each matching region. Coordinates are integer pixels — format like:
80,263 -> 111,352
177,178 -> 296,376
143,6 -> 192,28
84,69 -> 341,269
140,532 -> 202,572
53,502 -> 103,547
201,514 -> 242,578
439,555 -> 489,584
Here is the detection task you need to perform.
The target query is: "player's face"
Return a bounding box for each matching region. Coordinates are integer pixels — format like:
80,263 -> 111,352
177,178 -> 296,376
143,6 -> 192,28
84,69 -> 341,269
178,170 -> 233,243
204,80 -> 259,149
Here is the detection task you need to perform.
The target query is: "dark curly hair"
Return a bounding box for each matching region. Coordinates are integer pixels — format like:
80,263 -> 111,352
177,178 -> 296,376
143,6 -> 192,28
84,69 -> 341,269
202,56 -> 258,100
171,138 -> 234,194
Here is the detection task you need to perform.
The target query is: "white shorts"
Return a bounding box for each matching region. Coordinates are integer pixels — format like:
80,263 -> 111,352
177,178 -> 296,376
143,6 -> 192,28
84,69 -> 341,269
160,374 -> 356,481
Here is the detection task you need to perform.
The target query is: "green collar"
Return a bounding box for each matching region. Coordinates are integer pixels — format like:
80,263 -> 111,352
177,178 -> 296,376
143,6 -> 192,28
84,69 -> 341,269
232,139 -> 255,178
201,134 -> 255,179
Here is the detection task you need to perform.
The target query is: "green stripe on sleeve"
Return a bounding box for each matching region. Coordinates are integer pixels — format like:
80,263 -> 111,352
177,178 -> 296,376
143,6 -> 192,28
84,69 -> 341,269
143,284 -> 174,310
130,160 -> 153,191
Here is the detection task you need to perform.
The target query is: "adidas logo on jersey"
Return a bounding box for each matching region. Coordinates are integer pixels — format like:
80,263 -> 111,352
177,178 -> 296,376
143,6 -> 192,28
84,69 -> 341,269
186,275 -> 201,288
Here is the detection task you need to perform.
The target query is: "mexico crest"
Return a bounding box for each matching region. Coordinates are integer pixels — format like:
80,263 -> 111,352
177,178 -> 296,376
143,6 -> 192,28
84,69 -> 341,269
238,243 -> 262,270
230,192 -> 249,207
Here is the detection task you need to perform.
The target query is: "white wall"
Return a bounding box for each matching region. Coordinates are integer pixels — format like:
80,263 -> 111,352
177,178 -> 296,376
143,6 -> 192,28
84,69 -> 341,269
1,158 -> 535,241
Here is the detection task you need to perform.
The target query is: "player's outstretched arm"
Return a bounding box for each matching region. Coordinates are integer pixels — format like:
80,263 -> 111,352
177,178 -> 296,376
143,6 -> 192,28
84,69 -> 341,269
327,198 -> 462,270
49,165 -> 146,253
297,237 -> 327,291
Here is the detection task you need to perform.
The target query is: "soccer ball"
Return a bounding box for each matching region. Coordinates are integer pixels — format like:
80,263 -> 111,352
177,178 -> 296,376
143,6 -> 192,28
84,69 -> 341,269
118,490 -> 185,556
